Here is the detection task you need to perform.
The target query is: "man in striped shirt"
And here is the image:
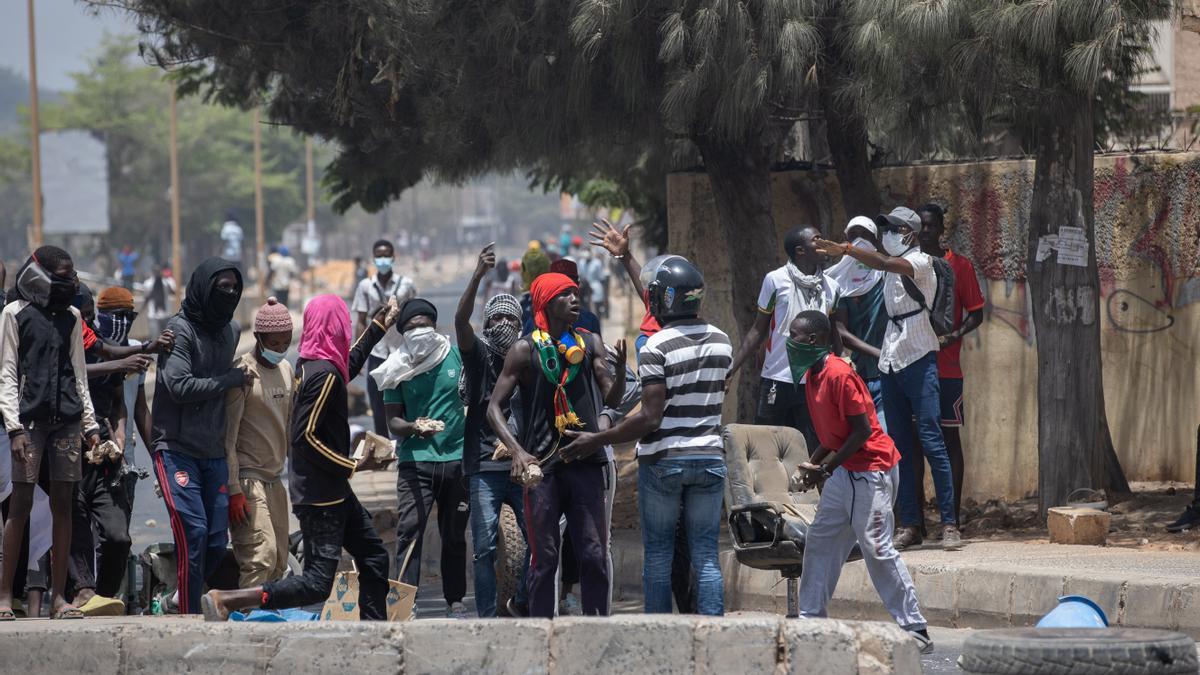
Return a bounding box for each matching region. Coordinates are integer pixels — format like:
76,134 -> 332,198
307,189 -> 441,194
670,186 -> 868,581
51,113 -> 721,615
562,256 -> 732,615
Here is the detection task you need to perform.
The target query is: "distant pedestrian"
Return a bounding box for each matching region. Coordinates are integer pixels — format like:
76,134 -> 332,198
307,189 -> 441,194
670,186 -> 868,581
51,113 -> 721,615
220,212 -> 244,264
117,246 -> 139,290
815,207 -> 961,551
916,204 -> 983,527
145,264 -> 176,339
373,298 -> 469,618
224,298 -> 295,587
0,246 -> 103,620
786,310 -> 933,655
200,295 -> 398,621
268,246 -> 298,307
350,240 -> 417,437
150,258 -> 251,614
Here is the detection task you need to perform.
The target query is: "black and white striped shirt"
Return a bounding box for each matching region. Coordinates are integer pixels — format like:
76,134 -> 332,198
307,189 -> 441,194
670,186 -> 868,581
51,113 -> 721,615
636,320 -> 732,460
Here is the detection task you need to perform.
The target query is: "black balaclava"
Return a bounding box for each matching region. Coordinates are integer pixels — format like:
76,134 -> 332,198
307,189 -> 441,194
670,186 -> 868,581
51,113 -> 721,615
182,257 -> 243,333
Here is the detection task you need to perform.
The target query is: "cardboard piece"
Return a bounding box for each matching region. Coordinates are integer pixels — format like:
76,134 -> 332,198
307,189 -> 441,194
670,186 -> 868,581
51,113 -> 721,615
320,571 -> 415,622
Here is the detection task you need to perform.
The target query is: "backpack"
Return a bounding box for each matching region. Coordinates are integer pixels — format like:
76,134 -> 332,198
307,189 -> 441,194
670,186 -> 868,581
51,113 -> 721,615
889,253 -> 956,336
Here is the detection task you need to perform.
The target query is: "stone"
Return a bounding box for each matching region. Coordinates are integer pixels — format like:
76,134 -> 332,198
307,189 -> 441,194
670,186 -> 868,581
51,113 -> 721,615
1047,507 -> 1110,546
848,621 -> 923,675
693,616 -> 780,675
781,619 -> 858,674
551,616 -> 695,675
404,619 -> 550,674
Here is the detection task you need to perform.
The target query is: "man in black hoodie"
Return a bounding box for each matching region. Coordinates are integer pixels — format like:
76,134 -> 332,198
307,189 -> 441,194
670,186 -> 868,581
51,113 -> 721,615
151,258 -> 251,615
0,246 -> 102,620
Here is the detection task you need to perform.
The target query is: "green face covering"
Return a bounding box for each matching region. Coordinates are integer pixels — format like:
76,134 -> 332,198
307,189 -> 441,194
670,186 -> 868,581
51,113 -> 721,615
786,338 -> 828,382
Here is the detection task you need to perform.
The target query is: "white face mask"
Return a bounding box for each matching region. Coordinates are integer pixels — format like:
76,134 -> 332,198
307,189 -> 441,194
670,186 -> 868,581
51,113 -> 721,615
882,231 -> 911,257
402,326 -> 442,358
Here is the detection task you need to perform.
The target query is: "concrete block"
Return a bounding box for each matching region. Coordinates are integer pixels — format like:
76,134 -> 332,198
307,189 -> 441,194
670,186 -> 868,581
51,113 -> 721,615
1173,584 -> 1200,638
404,619 -> 550,674
693,616 -> 780,675
1047,507 -> 1110,545
1121,578 -> 1183,632
121,621 -> 284,673
0,623 -> 120,673
551,616 -> 694,675
1008,570 -> 1065,627
267,622 -> 403,673
848,621 -> 923,675
781,619 -> 858,674
954,567 -> 1014,629
1061,572 -> 1127,627
907,564 -> 959,627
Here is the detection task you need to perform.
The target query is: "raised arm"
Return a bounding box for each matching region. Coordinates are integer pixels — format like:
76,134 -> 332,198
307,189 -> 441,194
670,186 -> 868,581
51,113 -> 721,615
348,303 -> 398,380
589,220 -> 643,298
457,243 -> 496,354
815,238 -> 914,277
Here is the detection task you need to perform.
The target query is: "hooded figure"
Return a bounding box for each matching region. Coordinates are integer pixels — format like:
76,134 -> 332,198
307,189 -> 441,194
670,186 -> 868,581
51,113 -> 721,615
149,257 -> 249,614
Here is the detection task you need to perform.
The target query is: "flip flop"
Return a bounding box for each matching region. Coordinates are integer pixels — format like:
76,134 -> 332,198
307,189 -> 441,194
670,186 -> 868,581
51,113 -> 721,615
50,606 -> 84,620
78,595 -> 125,617
0,609 -> 14,621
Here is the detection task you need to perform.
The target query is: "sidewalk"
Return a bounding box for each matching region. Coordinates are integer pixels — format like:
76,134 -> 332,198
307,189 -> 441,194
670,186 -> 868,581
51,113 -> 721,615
608,528 -> 1200,637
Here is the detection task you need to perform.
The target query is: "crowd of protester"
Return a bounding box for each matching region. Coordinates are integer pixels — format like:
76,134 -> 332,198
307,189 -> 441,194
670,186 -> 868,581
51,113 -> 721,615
0,205 -> 998,654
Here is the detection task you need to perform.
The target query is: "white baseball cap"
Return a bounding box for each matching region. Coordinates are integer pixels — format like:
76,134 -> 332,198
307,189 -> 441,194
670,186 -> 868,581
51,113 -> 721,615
844,215 -> 877,238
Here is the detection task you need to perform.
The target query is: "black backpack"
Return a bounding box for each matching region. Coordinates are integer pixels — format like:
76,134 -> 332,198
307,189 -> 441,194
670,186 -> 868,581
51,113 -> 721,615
889,253 -> 956,336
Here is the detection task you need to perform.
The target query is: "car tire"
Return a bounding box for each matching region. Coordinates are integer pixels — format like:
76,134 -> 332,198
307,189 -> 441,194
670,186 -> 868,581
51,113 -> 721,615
495,504 -> 526,616
959,628 -> 1198,675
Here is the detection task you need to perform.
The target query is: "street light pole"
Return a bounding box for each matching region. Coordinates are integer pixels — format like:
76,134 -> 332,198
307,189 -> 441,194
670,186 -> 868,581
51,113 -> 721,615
168,85 -> 182,310
253,107 -> 266,298
26,0 -> 43,248
305,136 -> 315,224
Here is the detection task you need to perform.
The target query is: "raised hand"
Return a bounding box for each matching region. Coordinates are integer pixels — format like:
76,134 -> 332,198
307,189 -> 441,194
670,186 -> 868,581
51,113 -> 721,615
589,219 -> 631,258
475,242 -> 497,277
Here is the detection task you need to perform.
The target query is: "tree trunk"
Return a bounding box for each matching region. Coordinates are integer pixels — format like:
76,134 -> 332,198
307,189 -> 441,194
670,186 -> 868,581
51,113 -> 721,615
816,15 -> 880,223
1027,94 -> 1129,519
696,137 -> 779,422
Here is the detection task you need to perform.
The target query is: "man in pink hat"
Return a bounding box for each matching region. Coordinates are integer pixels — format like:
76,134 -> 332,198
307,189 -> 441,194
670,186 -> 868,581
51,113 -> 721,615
223,297 -> 295,586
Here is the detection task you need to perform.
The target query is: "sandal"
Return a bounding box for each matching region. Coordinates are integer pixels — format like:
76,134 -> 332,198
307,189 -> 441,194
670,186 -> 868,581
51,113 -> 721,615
0,609 -> 14,621
51,605 -> 84,620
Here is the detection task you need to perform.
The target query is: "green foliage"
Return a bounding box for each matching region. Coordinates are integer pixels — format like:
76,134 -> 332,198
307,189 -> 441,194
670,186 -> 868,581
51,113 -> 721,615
28,34 -> 309,259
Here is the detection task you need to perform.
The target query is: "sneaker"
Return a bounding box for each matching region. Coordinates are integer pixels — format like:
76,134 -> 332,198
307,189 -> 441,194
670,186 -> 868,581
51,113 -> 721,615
893,526 -> 923,551
909,629 -> 935,654
559,594 -> 582,617
1167,504 -> 1200,533
447,601 -> 469,619
505,597 -> 528,618
941,525 -> 964,551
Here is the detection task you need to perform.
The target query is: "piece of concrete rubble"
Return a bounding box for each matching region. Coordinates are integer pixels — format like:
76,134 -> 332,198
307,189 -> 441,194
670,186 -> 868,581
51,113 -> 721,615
1047,507 -> 1110,546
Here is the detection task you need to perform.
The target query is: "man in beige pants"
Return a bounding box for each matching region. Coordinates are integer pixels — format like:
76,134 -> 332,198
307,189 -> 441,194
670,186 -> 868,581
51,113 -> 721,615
224,298 -> 294,586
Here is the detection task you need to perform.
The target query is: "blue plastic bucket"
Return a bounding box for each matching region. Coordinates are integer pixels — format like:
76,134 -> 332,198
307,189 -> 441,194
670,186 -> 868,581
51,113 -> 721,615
1036,595 -> 1109,628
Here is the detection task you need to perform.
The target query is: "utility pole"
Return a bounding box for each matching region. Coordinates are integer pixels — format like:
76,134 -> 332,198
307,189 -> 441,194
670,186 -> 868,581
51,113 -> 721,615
305,136 -> 315,224
168,85 -> 182,310
26,0 -> 43,248
253,108 -> 266,298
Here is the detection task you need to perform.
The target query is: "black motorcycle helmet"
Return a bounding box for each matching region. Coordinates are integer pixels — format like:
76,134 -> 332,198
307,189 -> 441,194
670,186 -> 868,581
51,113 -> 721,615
643,254 -> 705,322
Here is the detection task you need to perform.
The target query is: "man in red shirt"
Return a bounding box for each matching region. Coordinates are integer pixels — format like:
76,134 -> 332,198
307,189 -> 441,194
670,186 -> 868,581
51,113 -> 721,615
917,204 -> 984,526
788,310 -> 931,654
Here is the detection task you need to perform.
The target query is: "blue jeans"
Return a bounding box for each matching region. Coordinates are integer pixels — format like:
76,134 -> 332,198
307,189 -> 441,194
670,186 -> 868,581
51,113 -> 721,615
638,458 -> 726,615
152,450 -> 229,615
469,471 -> 530,617
880,352 -> 956,527
865,377 -> 887,433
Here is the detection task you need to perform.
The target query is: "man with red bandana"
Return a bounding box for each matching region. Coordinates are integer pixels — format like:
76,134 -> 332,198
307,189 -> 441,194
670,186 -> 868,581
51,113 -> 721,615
487,272 -> 626,618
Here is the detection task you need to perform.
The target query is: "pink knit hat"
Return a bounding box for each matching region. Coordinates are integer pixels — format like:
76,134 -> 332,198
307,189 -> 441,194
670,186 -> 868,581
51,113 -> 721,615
255,297 -> 293,333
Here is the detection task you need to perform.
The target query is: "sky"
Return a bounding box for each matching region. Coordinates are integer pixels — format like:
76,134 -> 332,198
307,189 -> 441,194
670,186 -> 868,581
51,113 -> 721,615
0,0 -> 136,92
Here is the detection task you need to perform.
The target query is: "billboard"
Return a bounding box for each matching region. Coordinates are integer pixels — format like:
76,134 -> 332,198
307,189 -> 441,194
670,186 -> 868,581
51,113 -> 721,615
41,129 -> 110,234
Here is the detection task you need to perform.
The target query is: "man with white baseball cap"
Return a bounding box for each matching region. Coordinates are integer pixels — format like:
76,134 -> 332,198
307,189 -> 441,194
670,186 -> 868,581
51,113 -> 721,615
815,207 -> 961,552
827,216 -> 888,427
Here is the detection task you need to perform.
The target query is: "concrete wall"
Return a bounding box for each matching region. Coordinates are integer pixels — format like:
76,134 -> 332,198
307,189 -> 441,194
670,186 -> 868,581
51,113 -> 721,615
0,616 -> 921,675
668,152 -> 1200,499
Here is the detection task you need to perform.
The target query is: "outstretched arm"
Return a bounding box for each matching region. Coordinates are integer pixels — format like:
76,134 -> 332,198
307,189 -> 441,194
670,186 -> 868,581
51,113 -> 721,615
457,243 -> 496,355
816,238 -> 914,277
589,220 -> 643,299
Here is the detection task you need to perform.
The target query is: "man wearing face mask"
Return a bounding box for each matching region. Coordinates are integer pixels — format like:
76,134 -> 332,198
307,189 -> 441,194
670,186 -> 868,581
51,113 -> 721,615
456,244 -> 529,617
0,246 -> 103,620
151,258 -> 253,614
727,225 -> 843,452
815,207 -> 962,552
372,298 -> 469,618
351,240 -> 418,437
829,216 -> 889,428
223,298 -> 295,587
786,310 -> 932,655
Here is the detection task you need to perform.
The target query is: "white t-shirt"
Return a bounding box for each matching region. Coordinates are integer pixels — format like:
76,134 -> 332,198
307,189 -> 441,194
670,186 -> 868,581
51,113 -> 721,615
756,265 -> 841,384
878,249 -> 940,373
270,255 -> 299,290
351,274 -> 418,359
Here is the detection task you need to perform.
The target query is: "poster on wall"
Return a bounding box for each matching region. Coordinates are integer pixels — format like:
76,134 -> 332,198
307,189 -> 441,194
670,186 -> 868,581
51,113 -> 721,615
40,129 -> 110,235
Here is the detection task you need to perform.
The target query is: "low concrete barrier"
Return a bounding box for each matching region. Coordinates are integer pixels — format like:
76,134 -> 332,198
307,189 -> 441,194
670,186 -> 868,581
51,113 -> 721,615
0,615 -> 920,674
